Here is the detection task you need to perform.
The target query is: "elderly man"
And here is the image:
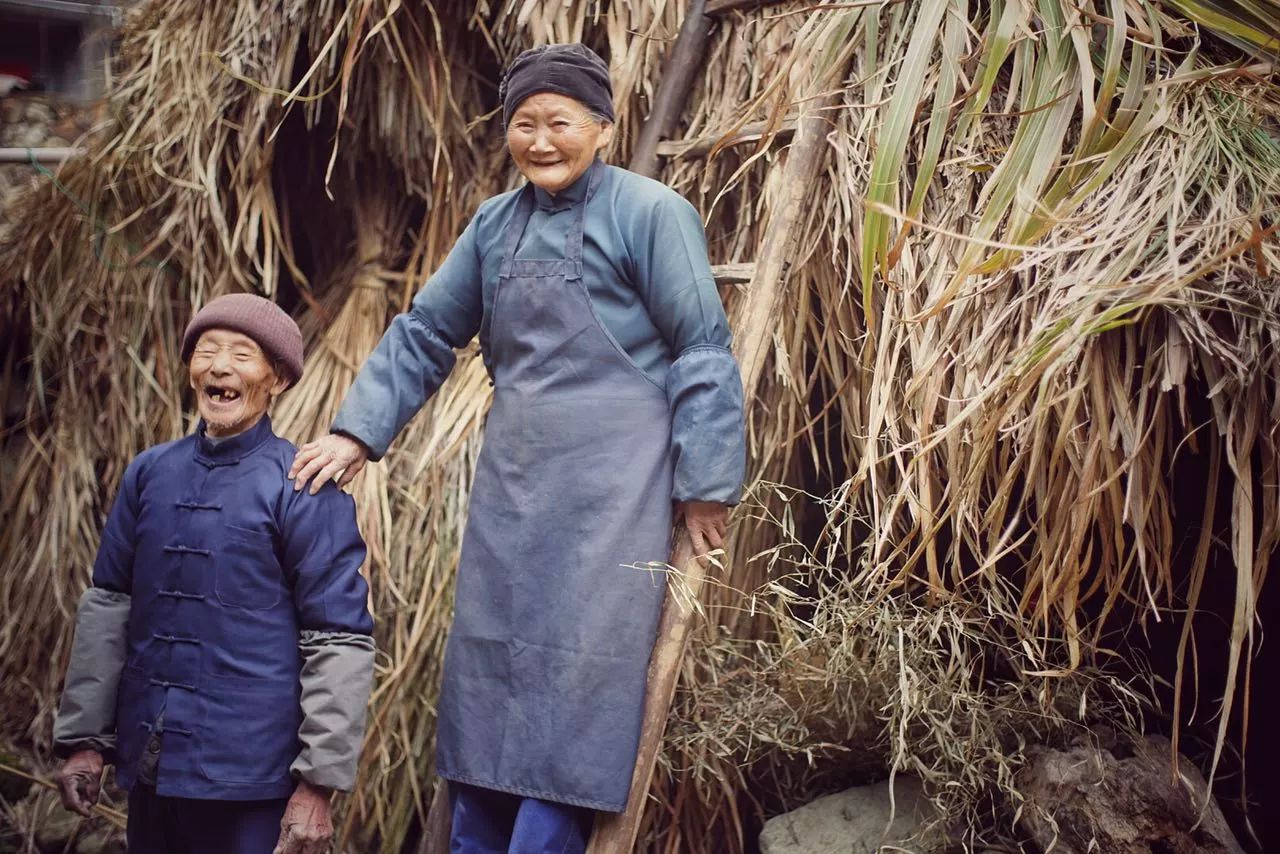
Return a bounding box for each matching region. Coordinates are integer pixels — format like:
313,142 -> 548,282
291,44 -> 746,853
52,294 -> 375,854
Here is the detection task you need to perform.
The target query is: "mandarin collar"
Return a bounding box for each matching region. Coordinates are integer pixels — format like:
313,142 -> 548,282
532,158 -> 599,212
194,415 -> 274,466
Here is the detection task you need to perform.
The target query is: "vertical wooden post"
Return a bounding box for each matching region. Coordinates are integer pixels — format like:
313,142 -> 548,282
628,0 -> 713,179
588,95 -> 838,854
417,781 -> 451,854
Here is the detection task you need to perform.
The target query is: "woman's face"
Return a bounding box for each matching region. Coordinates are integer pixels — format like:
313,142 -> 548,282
507,92 -> 614,194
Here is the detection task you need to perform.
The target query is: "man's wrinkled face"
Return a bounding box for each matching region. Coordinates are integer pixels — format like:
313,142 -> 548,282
188,329 -> 288,438
507,92 -> 614,194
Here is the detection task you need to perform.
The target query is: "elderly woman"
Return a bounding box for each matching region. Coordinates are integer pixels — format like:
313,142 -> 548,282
291,43 -> 745,852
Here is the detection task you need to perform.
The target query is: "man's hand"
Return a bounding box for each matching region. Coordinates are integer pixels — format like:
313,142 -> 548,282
273,780 -> 334,854
677,500 -> 729,560
55,749 -> 104,818
289,434 -> 369,496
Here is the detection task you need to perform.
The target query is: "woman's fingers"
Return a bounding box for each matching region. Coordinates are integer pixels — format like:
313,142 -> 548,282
680,502 -> 729,553
289,443 -> 324,480
688,527 -> 709,560
336,456 -> 367,490
291,451 -> 332,492
293,435 -> 370,493
290,444 -> 327,485
309,458 -> 348,496
705,520 -> 725,550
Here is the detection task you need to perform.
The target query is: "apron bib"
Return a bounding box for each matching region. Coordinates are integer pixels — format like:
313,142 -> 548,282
436,165 -> 674,812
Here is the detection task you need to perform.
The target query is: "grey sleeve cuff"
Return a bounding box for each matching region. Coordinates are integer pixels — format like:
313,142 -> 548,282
667,345 -> 747,505
53,588 -> 131,759
290,630 -> 376,792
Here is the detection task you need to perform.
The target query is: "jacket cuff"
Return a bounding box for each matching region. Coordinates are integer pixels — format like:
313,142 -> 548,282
667,345 -> 747,505
53,736 -> 117,761
53,587 -> 131,759
290,630 -> 375,792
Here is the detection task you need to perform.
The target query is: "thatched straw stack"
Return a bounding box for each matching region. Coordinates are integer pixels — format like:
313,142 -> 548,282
2,0 -> 1278,850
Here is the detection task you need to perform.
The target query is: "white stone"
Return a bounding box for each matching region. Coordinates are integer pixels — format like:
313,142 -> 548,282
759,776 -> 942,854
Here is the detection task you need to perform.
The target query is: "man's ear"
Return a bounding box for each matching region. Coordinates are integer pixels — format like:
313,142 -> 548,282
270,365 -> 291,397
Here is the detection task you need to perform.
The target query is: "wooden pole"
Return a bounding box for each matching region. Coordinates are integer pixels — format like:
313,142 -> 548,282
628,0 -> 713,179
417,781 -> 451,854
588,94 -> 838,854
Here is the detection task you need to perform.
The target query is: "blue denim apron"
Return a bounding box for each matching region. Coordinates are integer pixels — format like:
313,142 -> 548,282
435,165 -> 674,812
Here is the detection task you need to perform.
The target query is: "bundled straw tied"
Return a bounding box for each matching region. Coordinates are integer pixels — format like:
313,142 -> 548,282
2,0 -> 1278,849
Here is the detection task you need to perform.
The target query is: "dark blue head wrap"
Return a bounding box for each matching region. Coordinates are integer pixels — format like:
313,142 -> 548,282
500,43 -> 615,129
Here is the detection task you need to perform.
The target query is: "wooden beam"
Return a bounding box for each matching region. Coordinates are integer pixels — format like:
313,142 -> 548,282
711,263 -> 756,285
655,119 -> 797,159
588,92 -> 838,854
628,0 -> 713,179
705,0 -> 793,16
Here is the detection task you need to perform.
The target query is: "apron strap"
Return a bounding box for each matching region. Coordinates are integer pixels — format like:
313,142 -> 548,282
498,184 -> 537,278
563,161 -> 605,278
486,160 -> 606,376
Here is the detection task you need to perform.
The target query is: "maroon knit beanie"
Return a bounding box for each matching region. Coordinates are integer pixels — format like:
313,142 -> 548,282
181,293 -> 304,388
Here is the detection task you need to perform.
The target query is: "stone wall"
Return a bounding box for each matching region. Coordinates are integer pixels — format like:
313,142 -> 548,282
1,93 -> 93,245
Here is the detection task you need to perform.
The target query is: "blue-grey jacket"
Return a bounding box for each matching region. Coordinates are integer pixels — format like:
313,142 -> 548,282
53,417 -> 375,800
333,161 -> 746,505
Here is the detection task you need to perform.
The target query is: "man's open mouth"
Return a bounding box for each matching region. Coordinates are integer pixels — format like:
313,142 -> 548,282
205,385 -> 241,403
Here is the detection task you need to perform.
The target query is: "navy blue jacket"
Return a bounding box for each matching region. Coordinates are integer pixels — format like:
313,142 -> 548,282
91,417 -> 373,800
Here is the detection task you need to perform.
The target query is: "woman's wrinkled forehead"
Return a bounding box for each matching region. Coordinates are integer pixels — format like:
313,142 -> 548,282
509,92 -> 595,122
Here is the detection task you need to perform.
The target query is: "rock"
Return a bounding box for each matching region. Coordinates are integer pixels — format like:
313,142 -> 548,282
9,126 -> 49,149
1,97 -> 26,124
24,101 -> 55,123
71,827 -> 127,854
13,793 -> 124,854
759,776 -> 945,854
33,805 -> 84,852
1016,734 -> 1244,854
0,749 -> 34,802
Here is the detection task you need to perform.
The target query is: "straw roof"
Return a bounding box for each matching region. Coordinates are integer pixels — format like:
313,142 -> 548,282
1,0 -> 1278,849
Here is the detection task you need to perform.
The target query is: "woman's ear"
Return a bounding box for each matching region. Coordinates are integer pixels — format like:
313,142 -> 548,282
597,121 -> 615,153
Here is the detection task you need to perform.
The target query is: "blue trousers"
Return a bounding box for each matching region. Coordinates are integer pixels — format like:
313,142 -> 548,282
449,782 -> 594,854
126,785 -> 287,854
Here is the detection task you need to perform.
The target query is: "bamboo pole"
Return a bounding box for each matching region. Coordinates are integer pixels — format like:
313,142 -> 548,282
588,93 -> 838,854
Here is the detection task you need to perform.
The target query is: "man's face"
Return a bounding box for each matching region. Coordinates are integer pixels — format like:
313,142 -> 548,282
187,329 -> 288,438
507,92 -> 614,194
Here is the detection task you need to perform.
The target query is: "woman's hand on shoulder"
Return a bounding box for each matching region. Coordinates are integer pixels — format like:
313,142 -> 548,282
289,433 -> 369,495
677,500 -> 729,559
